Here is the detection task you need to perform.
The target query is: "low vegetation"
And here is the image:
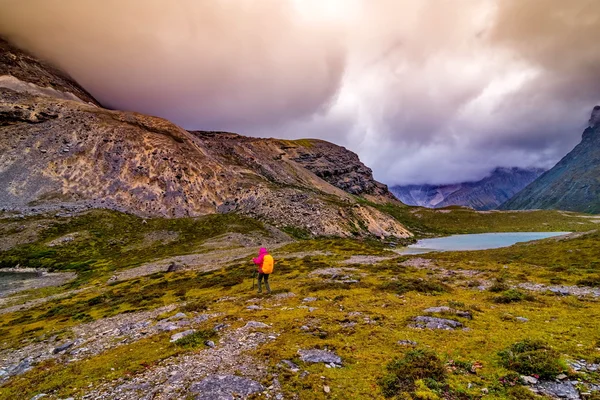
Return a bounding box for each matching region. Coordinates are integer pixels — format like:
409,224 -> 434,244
0,207 -> 599,399
498,340 -> 566,379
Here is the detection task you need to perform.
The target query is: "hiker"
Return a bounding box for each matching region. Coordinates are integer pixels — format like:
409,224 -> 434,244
252,247 -> 274,294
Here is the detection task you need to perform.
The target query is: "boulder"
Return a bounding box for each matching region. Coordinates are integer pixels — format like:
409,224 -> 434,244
52,341 -> 75,354
167,262 -> 184,272
244,321 -> 269,329
298,349 -> 342,366
533,381 -> 580,400
280,360 -> 300,372
170,329 -> 196,342
397,340 -> 418,347
189,375 -> 264,400
423,306 -> 472,319
410,316 -> 463,330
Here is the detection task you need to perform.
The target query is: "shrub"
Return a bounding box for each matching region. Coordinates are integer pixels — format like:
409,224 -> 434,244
498,339 -> 564,379
493,289 -> 535,304
576,275 -> 600,287
378,349 -> 446,398
173,330 -> 216,348
381,278 -> 451,296
488,280 -> 510,293
181,299 -> 210,313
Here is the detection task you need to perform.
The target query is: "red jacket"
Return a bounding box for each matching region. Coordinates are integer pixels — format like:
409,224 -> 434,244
252,247 -> 268,273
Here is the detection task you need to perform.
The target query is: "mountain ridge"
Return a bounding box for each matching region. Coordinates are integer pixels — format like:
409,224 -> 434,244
501,106 -> 600,214
0,38 -> 410,239
390,167 -> 545,210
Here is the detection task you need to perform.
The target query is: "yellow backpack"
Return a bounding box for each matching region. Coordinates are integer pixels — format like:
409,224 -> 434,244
262,254 -> 274,274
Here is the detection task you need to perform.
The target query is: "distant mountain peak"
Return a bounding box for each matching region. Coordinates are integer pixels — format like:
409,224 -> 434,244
501,106 -> 600,214
390,167 -> 545,211
590,105 -> 600,129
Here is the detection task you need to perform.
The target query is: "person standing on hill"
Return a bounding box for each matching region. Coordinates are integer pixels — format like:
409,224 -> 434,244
252,247 -> 274,294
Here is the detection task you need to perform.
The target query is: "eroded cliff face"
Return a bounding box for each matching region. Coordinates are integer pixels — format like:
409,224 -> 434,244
0,38 -> 410,238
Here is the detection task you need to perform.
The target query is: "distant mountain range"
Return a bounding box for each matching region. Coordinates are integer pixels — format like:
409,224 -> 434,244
501,106 -> 600,214
390,167 -> 545,210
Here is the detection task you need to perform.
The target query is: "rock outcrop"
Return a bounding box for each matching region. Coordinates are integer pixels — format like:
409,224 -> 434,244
391,167 -> 545,211
501,106 -> 600,214
0,38 -> 410,238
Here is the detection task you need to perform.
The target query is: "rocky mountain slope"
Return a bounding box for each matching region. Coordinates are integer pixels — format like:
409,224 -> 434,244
501,107 -> 600,214
390,167 -> 545,210
0,38 -> 409,238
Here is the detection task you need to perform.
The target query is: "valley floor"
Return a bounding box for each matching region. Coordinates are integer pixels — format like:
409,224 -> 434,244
0,208 -> 599,399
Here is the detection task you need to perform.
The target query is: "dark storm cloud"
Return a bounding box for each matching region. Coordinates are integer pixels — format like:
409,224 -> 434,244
0,0 -> 346,130
0,0 -> 599,185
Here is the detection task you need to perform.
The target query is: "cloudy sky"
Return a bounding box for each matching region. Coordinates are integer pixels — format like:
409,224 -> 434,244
1,0 -> 599,185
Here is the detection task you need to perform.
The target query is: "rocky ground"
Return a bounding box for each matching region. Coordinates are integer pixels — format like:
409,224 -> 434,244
1,212 -> 600,399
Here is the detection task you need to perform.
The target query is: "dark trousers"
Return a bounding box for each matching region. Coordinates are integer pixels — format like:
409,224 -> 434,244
258,273 -> 271,293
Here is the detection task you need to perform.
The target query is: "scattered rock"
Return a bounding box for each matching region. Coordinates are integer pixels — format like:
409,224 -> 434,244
519,283 -> 600,298
516,317 -> 529,322
556,373 -> 568,380
30,394 -> 47,400
166,262 -> 185,272
213,323 -> 228,331
280,360 -> 300,372
158,323 -> 179,332
550,288 -> 571,296
189,375 -> 264,400
273,292 -> 295,299
522,375 -> 538,385
531,381 -> 580,400
170,329 -> 196,343
323,385 -> 331,393
397,340 -> 417,347
246,305 -> 261,311
52,341 -> 74,354
410,316 -> 463,330
303,297 -> 318,303
423,306 -> 472,319
204,340 -> 215,348
298,349 -> 342,367
169,312 -> 187,320
244,321 -> 269,329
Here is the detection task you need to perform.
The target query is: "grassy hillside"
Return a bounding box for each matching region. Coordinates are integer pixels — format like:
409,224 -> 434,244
375,203 -> 599,237
0,208 -> 599,399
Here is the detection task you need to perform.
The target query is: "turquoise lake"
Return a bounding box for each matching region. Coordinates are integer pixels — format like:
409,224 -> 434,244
401,232 -> 570,254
